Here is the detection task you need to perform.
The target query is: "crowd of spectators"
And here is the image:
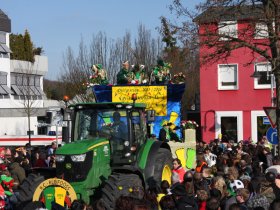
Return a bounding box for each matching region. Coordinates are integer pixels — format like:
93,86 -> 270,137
0,142 -> 57,209
109,137 -> 280,210
2,136 -> 280,210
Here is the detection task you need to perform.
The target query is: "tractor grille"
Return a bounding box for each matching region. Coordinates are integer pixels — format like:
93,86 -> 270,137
56,151 -> 93,182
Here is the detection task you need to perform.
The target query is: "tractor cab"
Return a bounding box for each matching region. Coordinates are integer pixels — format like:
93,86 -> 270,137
68,102 -> 148,165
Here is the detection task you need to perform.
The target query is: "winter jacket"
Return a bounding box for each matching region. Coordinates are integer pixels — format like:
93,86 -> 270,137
175,195 -> 198,210
8,162 -> 26,187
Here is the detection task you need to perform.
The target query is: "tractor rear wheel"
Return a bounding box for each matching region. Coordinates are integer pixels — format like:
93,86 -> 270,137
101,173 -> 144,210
153,148 -> 173,185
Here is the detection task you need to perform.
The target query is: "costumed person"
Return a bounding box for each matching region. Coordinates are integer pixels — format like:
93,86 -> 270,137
159,121 -> 172,142
0,173 -> 14,210
170,126 -> 181,142
132,64 -> 147,84
152,59 -> 171,84
116,61 -> 135,85
163,62 -> 172,81
0,174 -> 13,197
91,64 -> 109,85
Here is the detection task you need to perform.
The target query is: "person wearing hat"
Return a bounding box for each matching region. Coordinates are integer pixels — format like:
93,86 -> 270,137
8,149 -> 26,189
151,59 -> 164,84
159,121 -> 172,142
117,61 -> 135,85
224,179 -> 245,210
91,64 -> 109,85
170,126 -> 181,142
151,58 -> 171,85
131,64 -> 147,84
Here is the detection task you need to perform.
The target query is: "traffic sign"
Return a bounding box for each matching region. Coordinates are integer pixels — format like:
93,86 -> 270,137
263,117 -> 270,125
263,107 -> 277,128
266,127 -> 278,145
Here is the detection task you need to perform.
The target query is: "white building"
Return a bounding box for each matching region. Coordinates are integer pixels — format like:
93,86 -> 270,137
0,10 -> 62,146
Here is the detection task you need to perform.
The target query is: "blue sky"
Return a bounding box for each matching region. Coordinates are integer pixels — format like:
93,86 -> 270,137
2,0 -> 199,80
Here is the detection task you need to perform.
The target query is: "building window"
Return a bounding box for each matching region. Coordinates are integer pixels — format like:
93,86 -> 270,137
16,74 -> 23,85
35,76 -> 40,86
10,73 -> 44,98
218,64 -> 238,90
251,111 -> 269,143
216,111 -> 243,143
254,22 -> 269,39
0,71 -> 12,95
0,32 -> 11,56
35,76 -> 44,95
218,21 -> 238,41
0,33 -> 6,44
253,62 -> 274,89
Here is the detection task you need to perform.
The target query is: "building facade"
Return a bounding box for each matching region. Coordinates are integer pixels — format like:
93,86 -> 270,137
0,10 -> 62,145
197,6 -> 275,143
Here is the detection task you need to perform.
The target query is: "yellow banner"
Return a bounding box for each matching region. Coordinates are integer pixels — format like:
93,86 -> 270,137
112,86 -> 167,116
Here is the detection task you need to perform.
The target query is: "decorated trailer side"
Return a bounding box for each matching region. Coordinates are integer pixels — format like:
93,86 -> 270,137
92,84 -> 197,169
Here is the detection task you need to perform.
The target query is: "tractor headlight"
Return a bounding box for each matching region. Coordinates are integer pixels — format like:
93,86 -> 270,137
124,141 -> 130,146
71,154 -> 86,162
55,155 -> 65,162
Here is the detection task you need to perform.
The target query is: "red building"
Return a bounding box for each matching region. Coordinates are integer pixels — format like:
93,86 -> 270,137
196,6 -> 275,143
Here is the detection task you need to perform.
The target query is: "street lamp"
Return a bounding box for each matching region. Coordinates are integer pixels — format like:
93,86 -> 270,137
251,62 -> 275,106
62,95 -> 70,143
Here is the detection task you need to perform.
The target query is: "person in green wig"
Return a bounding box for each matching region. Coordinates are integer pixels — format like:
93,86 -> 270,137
91,64 -> 109,85
152,59 -> 171,84
132,64 -> 147,84
159,121 -> 172,142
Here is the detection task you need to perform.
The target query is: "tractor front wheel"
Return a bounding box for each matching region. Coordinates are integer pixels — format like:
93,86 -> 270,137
12,173 -> 45,210
153,148 -> 173,185
101,173 -> 144,210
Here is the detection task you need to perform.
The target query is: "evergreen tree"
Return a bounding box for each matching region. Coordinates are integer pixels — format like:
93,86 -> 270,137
23,30 -> 34,62
10,34 -> 25,60
10,30 -> 40,62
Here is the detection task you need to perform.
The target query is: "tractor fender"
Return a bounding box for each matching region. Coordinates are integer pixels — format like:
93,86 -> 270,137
141,141 -> 171,186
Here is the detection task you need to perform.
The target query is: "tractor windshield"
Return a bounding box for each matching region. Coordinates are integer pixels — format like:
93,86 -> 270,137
74,108 -> 128,141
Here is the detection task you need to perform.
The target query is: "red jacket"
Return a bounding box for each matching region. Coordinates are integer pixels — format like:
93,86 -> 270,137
199,201 -> 207,210
172,166 -> 186,183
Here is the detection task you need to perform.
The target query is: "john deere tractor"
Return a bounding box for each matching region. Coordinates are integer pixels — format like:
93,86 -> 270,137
54,101 -> 173,209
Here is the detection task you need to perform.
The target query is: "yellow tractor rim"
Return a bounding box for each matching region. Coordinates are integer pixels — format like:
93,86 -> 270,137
162,165 -> 172,185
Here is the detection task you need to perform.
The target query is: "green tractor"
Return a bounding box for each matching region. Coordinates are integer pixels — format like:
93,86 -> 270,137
54,101 -> 173,209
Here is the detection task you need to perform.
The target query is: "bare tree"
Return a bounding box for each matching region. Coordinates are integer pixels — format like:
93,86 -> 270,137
166,0 -> 280,153
11,57 -> 45,145
60,25 -> 164,101
158,14 -> 200,110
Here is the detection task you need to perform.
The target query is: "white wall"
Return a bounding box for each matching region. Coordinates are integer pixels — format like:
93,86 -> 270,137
0,116 -> 38,136
10,55 -> 48,76
0,98 -> 44,109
